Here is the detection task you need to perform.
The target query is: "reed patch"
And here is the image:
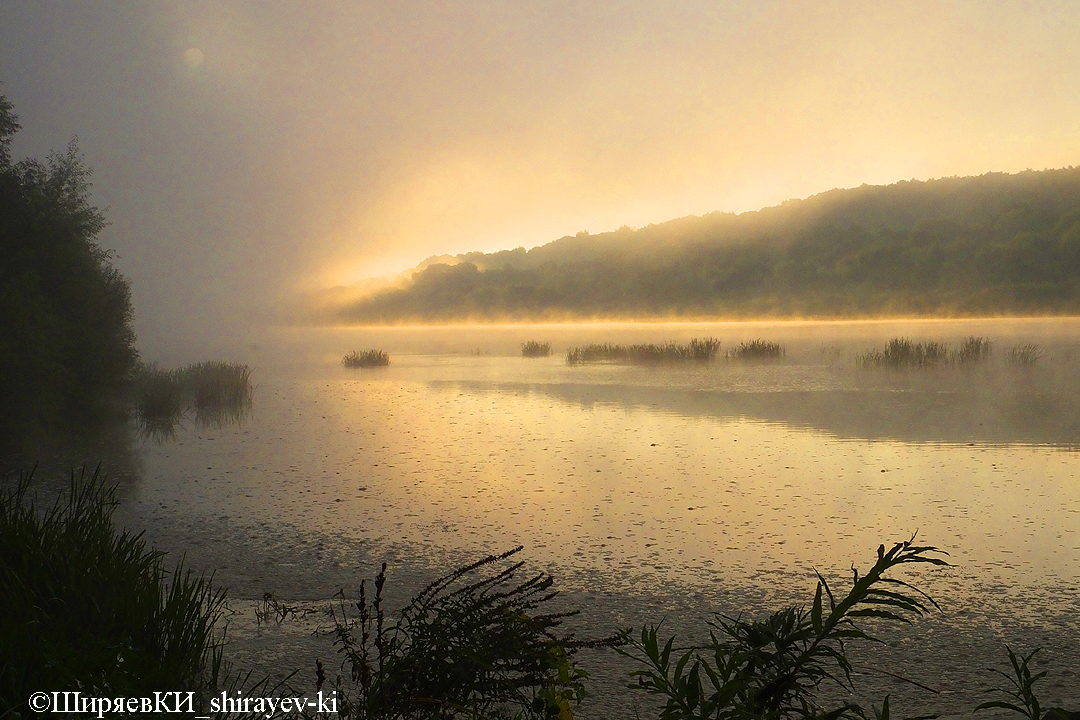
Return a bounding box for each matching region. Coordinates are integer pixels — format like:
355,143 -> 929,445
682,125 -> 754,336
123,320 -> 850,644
728,339 -> 785,359
343,349 -> 391,368
521,340 -> 552,357
566,337 -> 720,365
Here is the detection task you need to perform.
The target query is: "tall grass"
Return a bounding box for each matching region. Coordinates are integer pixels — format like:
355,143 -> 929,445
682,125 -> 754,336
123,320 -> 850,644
1008,343 -> 1044,365
343,349 -> 391,368
954,336 -> 992,364
566,337 -> 720,365
858,337 -> 949,369
521,340 -> 552,357
728,339 -> 785,360
133,360 -> 253,436
178,361 -> 254,426
0,466 -> 228,713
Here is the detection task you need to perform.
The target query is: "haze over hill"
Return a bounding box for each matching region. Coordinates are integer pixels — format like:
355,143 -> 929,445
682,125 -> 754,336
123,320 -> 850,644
314,167 -> 1080,323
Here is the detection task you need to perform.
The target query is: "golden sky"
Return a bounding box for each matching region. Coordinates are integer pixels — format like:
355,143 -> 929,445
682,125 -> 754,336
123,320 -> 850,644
2,1 -> 1078,353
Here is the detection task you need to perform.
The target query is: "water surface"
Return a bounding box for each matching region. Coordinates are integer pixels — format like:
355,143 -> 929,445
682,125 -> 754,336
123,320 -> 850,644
103,318 -> 1080,716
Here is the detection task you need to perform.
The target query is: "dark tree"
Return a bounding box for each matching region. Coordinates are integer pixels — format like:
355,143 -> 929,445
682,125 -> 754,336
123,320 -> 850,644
0,90 -> 139,445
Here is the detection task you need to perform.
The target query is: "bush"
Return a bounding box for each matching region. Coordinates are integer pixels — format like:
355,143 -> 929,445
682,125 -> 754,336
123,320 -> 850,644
343,350 -> 391,368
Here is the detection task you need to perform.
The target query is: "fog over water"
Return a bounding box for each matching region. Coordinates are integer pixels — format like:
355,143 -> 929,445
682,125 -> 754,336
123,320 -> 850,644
63,317 -> 1076,717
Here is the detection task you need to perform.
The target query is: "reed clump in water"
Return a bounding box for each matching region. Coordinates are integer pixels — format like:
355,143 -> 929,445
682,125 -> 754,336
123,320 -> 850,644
343,349 -> 390,368
728,339 -> 785,360
178,361 -> 254,425
133,363 -> 184,435
954,336 -> 992,364
521,340 -> 552,357
1007,343 -> 1044,365
0,466 -> 228,709
133,360 -> 253,434
858,337 -> 949,369
566,337 -> 720,365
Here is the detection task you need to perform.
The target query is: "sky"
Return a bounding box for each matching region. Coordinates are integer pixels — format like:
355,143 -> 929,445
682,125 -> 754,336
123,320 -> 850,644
2,1 -> 1079,358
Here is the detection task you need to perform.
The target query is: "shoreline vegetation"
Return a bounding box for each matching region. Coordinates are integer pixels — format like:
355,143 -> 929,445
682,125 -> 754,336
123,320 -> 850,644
2,467 -> 1075,719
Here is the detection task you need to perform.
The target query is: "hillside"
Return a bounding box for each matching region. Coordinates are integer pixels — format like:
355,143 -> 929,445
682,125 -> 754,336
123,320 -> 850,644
327,167 -> 1080,322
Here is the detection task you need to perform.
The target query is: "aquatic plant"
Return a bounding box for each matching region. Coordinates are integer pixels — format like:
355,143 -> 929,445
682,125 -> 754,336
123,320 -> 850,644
1007,343 -> 1044,365
954,336 -> 992,364
620,535 -> 949,720
566,338 -> 720,365
328,547 -> 615,719
858,337 -> 949,369
343,349 -> 391,368
521,340 -> 553,357
133,362 -> 184,434
728,339 -> 785,360
132,360 -> 253,436
0,466 -> 228,712
177,361 -> 254,425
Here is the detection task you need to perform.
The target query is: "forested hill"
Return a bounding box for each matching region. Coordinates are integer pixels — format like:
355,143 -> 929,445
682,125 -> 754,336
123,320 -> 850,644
332,167 -> 1080,322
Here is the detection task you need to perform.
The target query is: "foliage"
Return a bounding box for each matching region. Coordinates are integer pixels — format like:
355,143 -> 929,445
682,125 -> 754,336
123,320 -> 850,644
328,547 -> 616,719
522,341 -> 552,358
332,168 -> 1080,322
0,91 -> 139,445
344,349 -> 391,368
0,466 -> 227,715
619,536 -> 949,720
566,338 -> 720,365
729,340 -> 785,360
975,646 -> 1046,720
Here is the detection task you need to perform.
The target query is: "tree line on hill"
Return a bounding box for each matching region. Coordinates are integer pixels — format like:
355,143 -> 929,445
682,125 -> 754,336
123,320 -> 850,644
333,167 -> 1080,322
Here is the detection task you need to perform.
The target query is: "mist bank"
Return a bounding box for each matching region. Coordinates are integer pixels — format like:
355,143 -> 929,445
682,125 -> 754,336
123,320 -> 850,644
317,167 -> 1080,323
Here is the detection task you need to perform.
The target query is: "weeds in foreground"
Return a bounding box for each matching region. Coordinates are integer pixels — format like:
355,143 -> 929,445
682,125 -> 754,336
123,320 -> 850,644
566,338 -> 720,365
619,536 -> 949,720
1008,343 -> 1044,366
976,646 -> 1046,720
521,341 -> 552,358
0,466 -> 228,714
327,547 -> 617,719
343,350 -> 391,368
728,339 -> 785,360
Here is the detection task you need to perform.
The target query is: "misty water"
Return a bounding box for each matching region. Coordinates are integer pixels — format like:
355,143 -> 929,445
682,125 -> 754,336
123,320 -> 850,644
67,318 -> 1080,716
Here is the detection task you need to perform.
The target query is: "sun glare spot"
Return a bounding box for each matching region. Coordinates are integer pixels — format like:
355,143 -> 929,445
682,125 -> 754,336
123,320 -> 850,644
182,47 -> 204,68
